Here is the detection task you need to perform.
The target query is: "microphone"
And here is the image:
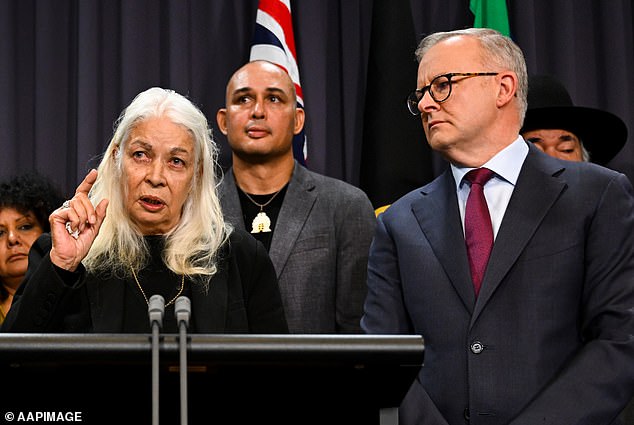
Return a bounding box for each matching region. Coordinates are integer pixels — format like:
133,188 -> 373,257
175,296 -> 191,425
148,295 -> 165,425
149,294 -> 165,328
175,296 -> 191,329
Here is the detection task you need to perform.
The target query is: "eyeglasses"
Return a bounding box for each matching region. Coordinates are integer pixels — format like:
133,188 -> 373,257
406,72 -> 499,115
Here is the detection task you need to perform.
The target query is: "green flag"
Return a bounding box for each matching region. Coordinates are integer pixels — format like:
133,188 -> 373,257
470,0 -> 510,36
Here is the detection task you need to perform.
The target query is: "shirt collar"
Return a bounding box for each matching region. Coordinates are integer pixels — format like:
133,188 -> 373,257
451,135 -> 528,190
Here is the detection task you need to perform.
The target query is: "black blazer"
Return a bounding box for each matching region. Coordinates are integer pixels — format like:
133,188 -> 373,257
362,143 -> 634,424
2,229 -> 288,334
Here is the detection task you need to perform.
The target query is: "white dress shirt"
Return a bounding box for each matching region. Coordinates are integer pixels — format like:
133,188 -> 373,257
451,136 -> 529,239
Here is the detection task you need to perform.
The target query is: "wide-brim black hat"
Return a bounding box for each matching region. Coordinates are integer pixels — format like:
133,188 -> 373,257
521,75 -> 628,166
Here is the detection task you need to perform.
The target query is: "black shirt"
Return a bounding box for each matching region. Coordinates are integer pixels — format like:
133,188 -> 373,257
122,235 -> 194,333
237,184 -> 288,252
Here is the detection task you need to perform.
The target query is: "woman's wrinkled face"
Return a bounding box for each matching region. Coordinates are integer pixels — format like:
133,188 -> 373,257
120,116 -> 196,235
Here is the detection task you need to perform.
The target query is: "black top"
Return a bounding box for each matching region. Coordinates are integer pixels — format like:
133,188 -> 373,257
237,184 -> 288,252
2,230 -> 288,334
122,235 -> 194,333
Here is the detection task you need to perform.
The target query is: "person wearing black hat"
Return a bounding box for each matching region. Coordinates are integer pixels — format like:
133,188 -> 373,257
521,74 -> 628,166
524,74 -> 634,424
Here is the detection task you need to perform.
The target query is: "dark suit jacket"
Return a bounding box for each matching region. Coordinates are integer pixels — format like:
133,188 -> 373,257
220,162 -> 376,333
2,229 -> 288,333
362,143 -> 634,425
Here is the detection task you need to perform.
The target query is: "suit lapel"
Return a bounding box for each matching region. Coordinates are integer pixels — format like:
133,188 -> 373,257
269,163 -> 317,275
472,147 -> 566,321
219,169 -> 247,232
219,163 -> 316,276
413,170 -> 476,313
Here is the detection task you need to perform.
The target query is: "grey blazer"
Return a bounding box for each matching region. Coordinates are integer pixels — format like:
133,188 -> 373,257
362,143 -> 634,425
220,162 -> 376,333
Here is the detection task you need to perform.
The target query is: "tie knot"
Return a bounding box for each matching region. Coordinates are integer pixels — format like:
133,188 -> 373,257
466,168 -> 495,186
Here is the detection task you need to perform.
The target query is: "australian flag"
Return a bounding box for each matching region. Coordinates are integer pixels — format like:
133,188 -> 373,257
250,0 -> 307,166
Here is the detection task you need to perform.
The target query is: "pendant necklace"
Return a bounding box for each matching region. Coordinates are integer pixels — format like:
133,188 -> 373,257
241,188 -> 283,233
130,266 -> 184,307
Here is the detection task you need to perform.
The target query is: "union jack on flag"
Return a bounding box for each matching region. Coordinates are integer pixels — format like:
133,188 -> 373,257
250,0 -> 307,165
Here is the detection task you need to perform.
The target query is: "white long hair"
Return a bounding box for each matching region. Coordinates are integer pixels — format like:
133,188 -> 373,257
83,87 -> 231,288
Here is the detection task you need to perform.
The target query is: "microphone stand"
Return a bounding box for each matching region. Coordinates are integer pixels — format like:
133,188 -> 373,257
175,296 -> 191,425
148,295 -> 165,425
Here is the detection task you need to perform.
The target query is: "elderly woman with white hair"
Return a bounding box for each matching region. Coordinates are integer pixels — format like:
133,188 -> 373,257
2,87 -> 288,333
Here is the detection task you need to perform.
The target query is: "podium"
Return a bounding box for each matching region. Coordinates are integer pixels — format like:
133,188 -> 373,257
0,334 -> 423,425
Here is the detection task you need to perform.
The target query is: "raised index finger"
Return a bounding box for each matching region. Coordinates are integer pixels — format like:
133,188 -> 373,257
75,169 -> 99,196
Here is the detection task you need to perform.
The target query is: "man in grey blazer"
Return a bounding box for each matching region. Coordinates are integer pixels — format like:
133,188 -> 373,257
362,28 -> 634,424
217,60 -> 376,334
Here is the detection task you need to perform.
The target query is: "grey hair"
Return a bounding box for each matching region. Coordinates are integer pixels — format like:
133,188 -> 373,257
415,28 -> 528,123
580,140 -> 591,162
83,87 -> 231,288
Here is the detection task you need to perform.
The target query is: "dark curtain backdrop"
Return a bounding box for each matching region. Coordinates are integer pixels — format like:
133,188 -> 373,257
1,0 -> 633,208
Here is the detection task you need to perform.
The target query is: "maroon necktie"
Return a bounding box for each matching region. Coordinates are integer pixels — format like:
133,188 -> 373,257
464,168 -> 495,297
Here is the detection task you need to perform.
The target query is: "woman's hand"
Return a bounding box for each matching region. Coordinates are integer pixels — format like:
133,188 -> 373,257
49,169 -> 109,271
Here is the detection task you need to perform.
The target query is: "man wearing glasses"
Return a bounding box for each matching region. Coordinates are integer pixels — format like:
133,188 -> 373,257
362,28 -> 634,424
